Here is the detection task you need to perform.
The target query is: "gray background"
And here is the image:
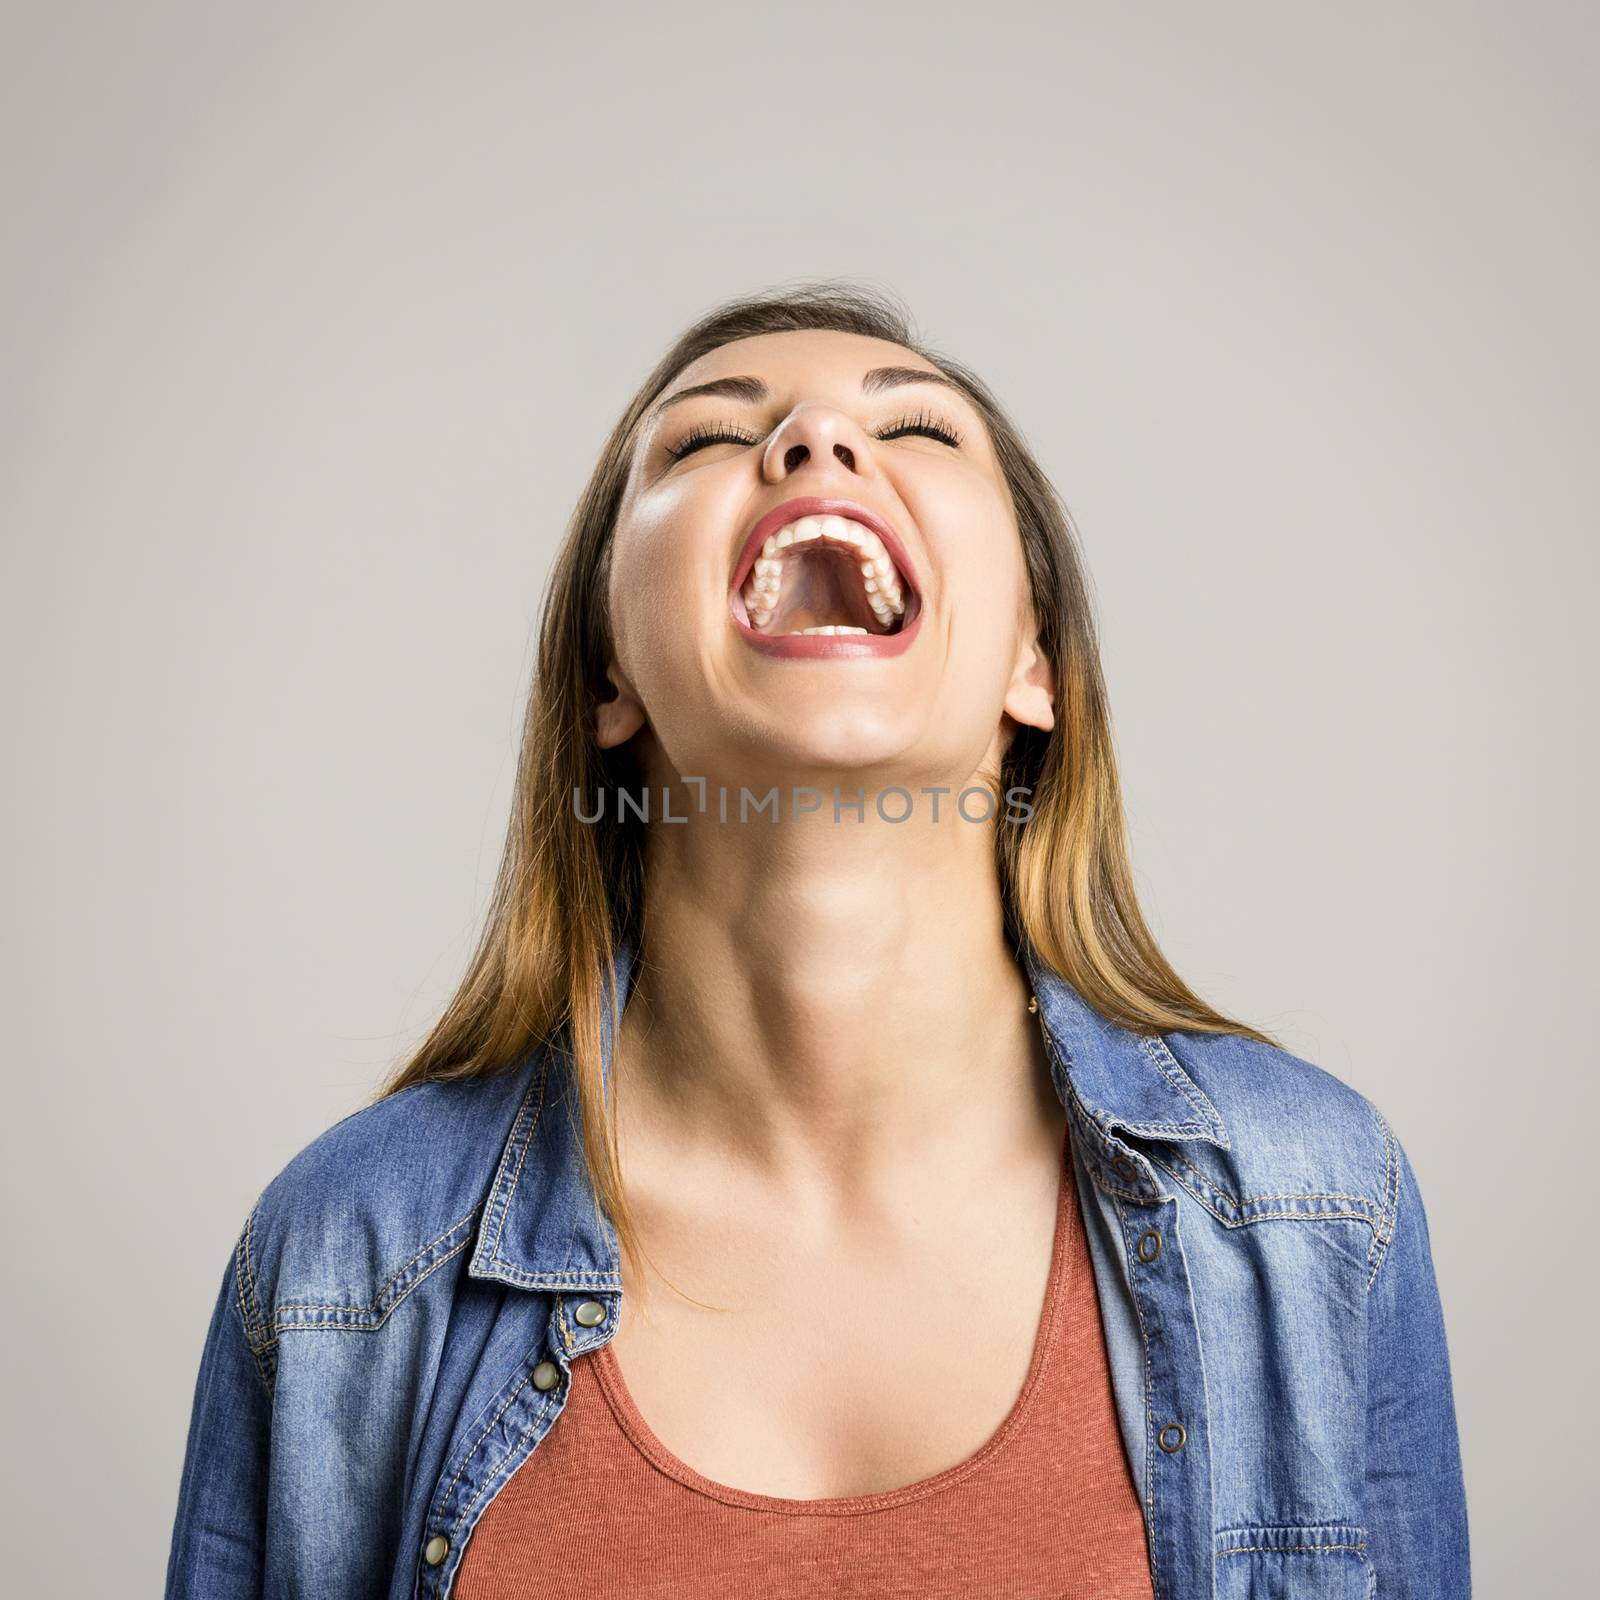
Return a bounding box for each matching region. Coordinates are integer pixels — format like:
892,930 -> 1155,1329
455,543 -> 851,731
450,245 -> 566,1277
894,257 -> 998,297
3,2 -> 1592,1593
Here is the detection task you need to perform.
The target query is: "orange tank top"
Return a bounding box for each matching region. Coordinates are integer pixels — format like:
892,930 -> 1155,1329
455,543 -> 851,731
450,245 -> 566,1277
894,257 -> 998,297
455,1127 -> 1155,1599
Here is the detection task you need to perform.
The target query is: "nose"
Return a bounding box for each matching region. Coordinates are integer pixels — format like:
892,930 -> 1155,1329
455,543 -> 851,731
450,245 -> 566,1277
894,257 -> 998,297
762,403 -> 879,485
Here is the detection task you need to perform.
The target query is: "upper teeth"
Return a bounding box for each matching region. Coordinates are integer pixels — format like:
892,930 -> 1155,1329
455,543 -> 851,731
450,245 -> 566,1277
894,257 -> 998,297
742,514 -> 907,631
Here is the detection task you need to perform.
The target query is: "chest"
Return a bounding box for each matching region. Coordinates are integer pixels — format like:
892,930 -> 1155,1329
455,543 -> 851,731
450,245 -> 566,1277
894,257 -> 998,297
603,1160 -> 1067,1501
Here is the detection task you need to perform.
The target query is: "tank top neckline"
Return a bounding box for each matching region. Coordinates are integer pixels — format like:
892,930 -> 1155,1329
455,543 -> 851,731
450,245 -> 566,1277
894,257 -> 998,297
587,1121 -> 1081,1517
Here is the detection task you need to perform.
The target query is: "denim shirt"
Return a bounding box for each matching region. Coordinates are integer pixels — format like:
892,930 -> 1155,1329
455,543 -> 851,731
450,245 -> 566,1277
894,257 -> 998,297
165,930 -> 1470,1599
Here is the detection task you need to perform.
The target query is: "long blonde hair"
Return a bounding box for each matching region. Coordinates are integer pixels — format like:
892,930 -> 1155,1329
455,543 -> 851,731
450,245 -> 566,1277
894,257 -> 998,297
370,280 -> 1279,1290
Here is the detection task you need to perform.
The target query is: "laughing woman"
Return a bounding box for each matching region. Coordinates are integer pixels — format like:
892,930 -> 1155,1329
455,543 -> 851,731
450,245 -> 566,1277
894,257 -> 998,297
165,283 -> 1470,1600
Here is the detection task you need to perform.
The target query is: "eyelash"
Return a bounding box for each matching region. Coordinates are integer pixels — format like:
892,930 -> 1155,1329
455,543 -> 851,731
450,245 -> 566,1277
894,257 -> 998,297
664,406 -> 965,462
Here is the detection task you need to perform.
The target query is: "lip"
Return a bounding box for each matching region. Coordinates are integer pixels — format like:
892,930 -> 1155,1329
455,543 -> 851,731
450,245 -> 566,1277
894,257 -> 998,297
727,496 -> 924,660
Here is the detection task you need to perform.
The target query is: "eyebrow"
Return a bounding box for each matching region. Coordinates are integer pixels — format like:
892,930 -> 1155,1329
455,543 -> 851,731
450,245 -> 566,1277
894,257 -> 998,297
649,364 -> 967,423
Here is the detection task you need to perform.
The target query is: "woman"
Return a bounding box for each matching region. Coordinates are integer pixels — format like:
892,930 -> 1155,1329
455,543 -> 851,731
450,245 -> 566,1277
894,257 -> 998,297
165,283 -> 1470,1599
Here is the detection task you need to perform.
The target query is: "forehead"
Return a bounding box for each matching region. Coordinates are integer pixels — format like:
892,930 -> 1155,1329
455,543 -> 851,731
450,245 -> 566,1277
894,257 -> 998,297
666,328 -> 943,390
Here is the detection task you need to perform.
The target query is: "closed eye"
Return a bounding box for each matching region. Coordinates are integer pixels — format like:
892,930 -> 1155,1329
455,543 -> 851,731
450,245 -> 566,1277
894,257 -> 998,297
877,408 -> 964,447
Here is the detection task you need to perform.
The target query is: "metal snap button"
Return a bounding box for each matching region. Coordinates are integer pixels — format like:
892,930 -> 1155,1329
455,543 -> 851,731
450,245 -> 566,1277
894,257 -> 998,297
1111,1154 -> 1139,1182
574,1299 -> 606,1327
1137,1229 -> 1163,1263
1158,1422 -> 1186,1453
531,1360 -> 561,1391
423,1534 -> 450,1566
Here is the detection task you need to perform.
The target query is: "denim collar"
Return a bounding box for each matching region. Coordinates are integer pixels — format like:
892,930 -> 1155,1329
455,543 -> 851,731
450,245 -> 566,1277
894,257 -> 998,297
468,925 -> 1229,1293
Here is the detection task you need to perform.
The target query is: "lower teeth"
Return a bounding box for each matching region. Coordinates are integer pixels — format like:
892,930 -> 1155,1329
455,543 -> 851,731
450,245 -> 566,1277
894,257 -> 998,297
795,625 -> 868,636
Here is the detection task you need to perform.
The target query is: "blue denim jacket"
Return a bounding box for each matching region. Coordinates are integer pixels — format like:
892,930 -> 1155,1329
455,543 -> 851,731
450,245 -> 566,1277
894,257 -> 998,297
165,930 -> 1470,1598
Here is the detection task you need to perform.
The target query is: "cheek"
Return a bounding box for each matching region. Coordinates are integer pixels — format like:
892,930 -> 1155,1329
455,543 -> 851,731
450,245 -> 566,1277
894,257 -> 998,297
946,538 -> 1032,680
607,502 -> 722,693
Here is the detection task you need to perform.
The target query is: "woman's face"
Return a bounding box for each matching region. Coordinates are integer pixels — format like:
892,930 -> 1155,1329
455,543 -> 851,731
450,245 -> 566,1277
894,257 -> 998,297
599,329 -> 1054,792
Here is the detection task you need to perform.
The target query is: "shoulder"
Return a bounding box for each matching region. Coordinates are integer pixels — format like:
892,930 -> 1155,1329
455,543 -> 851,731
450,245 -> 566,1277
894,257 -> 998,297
1153,1027 -> 1402,1254
236,1059 -> 538,1327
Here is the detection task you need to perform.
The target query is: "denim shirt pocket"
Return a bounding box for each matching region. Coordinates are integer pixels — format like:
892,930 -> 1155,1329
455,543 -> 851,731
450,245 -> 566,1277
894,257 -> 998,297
1213,1523 -> 1374,1599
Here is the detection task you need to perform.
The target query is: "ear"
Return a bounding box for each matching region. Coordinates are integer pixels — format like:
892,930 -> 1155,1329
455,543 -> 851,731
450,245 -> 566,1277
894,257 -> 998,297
1002,625 -> 1056,734
594,659 -> 648,749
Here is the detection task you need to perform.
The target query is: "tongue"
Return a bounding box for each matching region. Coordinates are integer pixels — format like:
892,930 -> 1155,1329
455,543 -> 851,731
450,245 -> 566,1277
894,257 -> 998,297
766,545 -> 887,636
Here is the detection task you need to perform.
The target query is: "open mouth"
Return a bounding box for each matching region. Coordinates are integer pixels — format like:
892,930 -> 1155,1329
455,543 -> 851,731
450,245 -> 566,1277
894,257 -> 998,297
730,513 -> 920,639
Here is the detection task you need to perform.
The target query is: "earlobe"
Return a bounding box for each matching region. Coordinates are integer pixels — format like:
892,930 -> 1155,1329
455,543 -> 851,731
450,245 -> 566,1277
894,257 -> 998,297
595,699 -> 646,748
1002,635 -> 1057,734
593,662 -> 647,749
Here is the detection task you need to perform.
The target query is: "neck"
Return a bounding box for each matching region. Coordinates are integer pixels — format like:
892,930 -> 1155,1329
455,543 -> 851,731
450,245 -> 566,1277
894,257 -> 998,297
611,800 -> 1057,1207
